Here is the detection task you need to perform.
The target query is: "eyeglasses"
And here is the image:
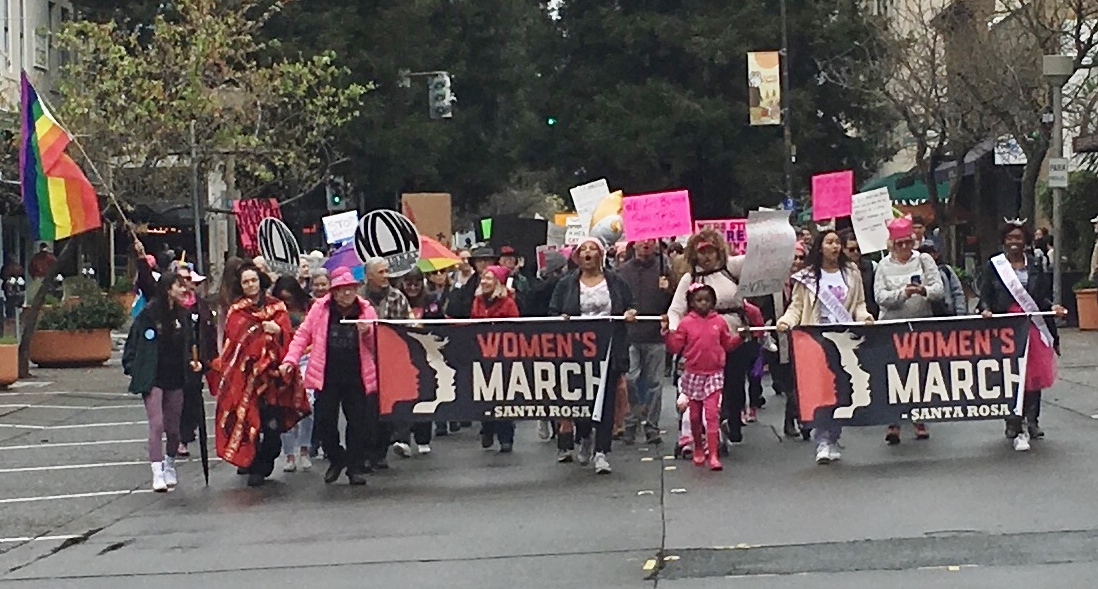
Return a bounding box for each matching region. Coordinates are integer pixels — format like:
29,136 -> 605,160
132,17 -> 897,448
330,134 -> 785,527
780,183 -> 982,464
793,256 -> 804,261
894,239 -> 915,248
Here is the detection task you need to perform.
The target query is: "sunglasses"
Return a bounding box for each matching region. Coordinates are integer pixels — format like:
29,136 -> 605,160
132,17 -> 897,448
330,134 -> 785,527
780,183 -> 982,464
894,239 -> 915,247
793,255 -> 804,261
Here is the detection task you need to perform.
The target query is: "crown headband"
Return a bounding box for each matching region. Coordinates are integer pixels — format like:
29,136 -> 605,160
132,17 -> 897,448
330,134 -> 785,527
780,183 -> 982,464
1003,217 -> 1028,226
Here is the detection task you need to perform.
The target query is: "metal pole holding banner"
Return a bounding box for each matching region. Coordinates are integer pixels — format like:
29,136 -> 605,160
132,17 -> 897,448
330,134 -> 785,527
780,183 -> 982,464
190,121 -> 205,275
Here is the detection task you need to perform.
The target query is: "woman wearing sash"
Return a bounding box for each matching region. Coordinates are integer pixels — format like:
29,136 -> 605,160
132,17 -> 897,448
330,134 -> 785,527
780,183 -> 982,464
977,220 -> 1066,452
667,228 -> 751,445
776,229 -> 874,464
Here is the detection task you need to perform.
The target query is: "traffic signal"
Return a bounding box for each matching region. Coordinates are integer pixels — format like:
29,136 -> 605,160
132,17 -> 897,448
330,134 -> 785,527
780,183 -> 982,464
326,177 -> 349,211
546,116 -> 557,126
428,73 -> 454,119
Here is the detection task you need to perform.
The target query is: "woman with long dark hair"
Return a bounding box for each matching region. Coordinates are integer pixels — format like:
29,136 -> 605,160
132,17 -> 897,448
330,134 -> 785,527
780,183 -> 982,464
272,276 -> 314,471
214,262 -> 311,487
124,273 -> 206,492
777,229 -> 874,464
550,237 -> 637,474
977,221 -> 1067,451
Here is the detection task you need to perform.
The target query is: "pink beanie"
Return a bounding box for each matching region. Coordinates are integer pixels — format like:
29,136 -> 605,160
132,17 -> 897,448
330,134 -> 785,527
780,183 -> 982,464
485,265 -> 510,285
887,217 -> 913,241
570,237 -> 606,264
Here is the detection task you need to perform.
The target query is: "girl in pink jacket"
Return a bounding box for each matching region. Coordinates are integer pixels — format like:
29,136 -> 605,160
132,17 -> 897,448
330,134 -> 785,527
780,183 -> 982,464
661,283 -> 742,471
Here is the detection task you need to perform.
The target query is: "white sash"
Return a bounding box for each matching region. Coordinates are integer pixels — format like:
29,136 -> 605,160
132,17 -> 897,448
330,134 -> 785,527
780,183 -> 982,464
793,271 -> 853,324
990,254 -> 1053,347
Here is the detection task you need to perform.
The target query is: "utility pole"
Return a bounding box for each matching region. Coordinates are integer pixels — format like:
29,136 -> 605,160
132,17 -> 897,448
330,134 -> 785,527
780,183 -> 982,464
779,0 -> 795,206
189,121 -> 205,275
1043,55 -> 1073,306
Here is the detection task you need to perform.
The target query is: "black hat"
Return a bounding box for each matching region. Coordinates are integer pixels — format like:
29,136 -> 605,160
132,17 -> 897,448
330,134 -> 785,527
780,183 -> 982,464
470,246 -> 498,260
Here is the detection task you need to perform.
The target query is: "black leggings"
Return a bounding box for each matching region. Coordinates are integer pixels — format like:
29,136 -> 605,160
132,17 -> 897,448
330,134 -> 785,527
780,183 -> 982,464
722,341 -> 758,437
560,367 -> 623,454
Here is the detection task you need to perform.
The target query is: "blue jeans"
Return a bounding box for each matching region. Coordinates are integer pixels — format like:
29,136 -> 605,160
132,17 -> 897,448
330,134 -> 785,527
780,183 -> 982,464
281,413 -> 314,455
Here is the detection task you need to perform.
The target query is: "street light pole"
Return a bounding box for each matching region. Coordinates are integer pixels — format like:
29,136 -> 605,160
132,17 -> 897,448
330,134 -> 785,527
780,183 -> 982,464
779,0 -> 794,204
1043,55 -> 1073,306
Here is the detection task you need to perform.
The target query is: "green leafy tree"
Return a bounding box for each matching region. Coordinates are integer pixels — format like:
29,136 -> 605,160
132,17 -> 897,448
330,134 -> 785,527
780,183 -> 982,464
541,0 -> 896,219
54,0 -> 369,205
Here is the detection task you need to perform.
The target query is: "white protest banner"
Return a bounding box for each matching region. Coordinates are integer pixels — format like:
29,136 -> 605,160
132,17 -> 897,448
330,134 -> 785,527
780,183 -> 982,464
695,219 -> 747,255
736,210 -> 796,298
322,210 -> 359,245
569,178 -> 610,232
850,187 -> 892,254
564,217 -> 586,245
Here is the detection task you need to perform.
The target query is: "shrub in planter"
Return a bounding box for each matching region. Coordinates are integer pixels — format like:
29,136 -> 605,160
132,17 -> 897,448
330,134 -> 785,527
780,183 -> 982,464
31,290 -> 128,367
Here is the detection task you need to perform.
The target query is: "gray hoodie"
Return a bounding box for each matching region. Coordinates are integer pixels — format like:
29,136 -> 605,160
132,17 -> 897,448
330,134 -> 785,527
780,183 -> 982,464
873,252 -> 944,320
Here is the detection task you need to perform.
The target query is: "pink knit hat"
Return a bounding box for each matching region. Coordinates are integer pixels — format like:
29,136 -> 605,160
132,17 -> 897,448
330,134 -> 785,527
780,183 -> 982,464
794,241 -> 806,256
571,237 -> 606,264
887,217 -> 914,241
329,266 -> 360,289
484,265 -> 510,285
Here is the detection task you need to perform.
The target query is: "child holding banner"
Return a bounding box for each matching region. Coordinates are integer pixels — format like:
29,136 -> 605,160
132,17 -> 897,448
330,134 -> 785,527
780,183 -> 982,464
661,284 -> 742,471
777,229 -> 874,465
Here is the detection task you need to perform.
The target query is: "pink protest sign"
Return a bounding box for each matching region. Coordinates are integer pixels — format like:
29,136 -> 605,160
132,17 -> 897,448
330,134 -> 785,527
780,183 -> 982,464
622,190 -> 693,241
694,219 -> 747,255
811,170 -> 854,221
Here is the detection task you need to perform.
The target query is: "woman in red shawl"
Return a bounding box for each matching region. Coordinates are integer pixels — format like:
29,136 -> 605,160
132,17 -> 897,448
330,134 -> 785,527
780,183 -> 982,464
214,261 -> 310,487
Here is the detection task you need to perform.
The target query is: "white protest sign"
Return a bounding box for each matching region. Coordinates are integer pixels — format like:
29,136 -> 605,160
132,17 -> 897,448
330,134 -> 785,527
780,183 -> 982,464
569,178 -> 610,232
564,216 -> 585,245
736,210 -> 797,298
257,217 -> 301,276
355,210 -> 421,278
546,222 -> 566,246
850,187 -> 892,254
321,210 -> 359,245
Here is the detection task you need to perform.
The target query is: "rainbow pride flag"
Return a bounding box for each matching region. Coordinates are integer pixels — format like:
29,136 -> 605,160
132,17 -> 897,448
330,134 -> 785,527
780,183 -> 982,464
19,72 -> 100,241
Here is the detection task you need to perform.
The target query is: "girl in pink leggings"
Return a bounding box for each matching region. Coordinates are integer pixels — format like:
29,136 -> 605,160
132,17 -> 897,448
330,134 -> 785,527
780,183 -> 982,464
124,273 -> 204,492
662,284 -> 742,471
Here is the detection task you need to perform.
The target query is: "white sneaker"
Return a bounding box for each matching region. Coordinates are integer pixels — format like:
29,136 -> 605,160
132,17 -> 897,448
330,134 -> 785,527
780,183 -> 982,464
151,462 -> 168,492
299,455 -> 312,471
537,420 -> 552,441
815,443 -> 832,465
1013,433 -> 1031,452
578,437 -> 593,466
418,444 -> 432,455
392,442 -> 413,458
283,456 -> 297,472
593,452 -> 612,474
828,444 -> 842,462
162,457 -> 178,487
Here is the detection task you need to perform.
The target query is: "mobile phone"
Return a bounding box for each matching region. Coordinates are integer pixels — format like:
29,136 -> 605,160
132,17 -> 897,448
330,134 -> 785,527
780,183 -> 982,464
910,275 -> 922,285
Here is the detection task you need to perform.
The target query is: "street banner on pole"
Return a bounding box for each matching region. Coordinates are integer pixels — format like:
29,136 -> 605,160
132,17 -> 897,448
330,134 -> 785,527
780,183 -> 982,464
376,320 -> 614,422
737,210 -> 796,297
793,315 -> 1030,428
748,51 -> 781,126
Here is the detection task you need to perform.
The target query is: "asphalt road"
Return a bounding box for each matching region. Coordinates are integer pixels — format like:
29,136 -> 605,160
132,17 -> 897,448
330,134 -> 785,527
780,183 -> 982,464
0,331 -> 1096,588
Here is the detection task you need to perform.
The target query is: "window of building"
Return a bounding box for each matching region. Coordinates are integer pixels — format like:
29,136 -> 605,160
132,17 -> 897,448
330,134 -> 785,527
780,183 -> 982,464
0,0 -> 9,72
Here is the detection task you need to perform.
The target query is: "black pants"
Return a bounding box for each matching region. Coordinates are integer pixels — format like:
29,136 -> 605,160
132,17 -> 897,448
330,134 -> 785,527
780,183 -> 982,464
179,386 -> 204,445
722,341 -> 758,439
394,422 -> 433,446
315,382 -> 369,474
365,393 -> 393,464
560,367 -> 622,454
764,349 -> 798,423
248,404 -> 283,477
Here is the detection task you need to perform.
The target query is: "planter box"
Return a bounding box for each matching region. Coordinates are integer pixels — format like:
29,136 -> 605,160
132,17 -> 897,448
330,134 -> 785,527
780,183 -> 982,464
1076,288 -> 1098,331
0,344 -> 17,388
29,329 -> 113,368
